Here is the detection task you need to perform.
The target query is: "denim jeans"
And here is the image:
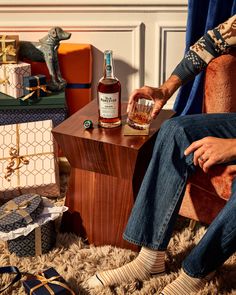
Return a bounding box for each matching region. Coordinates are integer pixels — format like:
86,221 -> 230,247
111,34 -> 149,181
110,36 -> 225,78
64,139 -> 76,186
123,112 -> 236,277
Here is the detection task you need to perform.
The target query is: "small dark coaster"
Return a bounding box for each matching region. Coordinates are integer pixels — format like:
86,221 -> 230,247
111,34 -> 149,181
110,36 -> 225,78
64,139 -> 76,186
0,194 -> 43,233
123,124 -> 149,136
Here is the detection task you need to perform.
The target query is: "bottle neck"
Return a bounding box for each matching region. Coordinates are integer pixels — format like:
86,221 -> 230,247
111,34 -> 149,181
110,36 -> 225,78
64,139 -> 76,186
103,50 -> 115,79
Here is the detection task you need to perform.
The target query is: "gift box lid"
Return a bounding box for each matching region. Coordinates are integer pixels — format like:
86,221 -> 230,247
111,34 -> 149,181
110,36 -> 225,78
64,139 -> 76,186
0,91 -> 67,110
0,35 -> 19,64
23,267 -> 74,295
0,194 -> 43,233
23,74 -> 46,85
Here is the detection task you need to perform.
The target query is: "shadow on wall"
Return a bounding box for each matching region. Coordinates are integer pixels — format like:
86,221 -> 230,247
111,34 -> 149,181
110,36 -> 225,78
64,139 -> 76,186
92,46 -> 138,101
115,58 -> 139,100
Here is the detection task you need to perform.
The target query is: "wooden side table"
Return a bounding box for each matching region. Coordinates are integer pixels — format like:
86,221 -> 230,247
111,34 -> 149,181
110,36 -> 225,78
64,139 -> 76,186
52,100 -> 173,250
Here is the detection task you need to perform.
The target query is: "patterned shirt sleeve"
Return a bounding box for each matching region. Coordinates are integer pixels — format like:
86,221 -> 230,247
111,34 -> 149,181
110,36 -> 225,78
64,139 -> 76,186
172,14 -> 236,84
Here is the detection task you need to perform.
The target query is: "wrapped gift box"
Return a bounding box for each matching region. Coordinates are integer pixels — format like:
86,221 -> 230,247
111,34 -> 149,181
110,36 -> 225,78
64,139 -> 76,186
0,35 -> 19,64
0,194 -> 43,233
8,220 -> 56,257
0,120 -> 60,200
23,267 -> 74,294
0,62 -> 31,98
23,74 -> 48,100
23,43 -> 92,115
0,198 -> 67,257
0,91 -> 68,127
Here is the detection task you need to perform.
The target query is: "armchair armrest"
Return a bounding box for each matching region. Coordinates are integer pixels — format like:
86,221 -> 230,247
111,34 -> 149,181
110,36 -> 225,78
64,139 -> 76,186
203,48 -> 236,113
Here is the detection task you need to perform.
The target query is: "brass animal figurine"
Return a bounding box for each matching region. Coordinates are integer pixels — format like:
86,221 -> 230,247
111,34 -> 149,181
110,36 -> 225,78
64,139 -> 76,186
19,27 -> 71,91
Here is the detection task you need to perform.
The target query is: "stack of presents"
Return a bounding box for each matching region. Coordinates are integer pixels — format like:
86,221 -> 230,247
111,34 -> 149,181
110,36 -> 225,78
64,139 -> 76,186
0,31 -> 92,294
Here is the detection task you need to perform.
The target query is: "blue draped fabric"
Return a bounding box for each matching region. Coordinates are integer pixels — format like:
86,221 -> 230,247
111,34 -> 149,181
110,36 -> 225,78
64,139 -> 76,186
174,0 -> 236,116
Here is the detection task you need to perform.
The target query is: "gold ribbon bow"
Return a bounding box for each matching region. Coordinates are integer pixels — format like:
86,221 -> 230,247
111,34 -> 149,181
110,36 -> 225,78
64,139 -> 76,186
0,36 -> 16,62
0,76 -> 9,85
4,147 -> 29,182
0,45 -> 16,57
21,76 -> 51,101
29,274 -> 76,295
0,194 -> 38,223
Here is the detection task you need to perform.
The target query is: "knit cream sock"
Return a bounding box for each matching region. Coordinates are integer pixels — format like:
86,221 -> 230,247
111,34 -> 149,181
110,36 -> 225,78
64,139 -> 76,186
160,269 -> 215,295
87,247 -> 165,288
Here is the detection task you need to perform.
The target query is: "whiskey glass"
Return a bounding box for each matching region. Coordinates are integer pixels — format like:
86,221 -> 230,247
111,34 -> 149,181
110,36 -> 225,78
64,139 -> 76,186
127,97 -> 154,130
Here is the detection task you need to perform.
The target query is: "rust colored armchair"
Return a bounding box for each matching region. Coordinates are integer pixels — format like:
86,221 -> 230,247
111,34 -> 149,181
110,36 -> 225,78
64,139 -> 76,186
179,49 -> 236,225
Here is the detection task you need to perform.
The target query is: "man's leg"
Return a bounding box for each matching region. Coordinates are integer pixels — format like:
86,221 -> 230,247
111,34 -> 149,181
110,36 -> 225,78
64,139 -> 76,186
183,179 -> 236,276
88,113 -> 236,288
161,179 -> 236,295
124,113 -> 236,250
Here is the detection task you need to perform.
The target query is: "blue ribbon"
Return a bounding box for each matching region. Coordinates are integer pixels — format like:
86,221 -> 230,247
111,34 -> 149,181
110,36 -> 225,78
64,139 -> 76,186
66,83 -> 91,89
0,266 -> 21,293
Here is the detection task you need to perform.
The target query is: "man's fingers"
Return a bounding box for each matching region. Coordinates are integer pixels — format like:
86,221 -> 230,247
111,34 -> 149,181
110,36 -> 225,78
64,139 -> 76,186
184,139 -> 205,156
202,158 -> 215,173
193,147 -> 210,166
127,100 -> 135,113
151,101 -> 163,119
127,94 -> 139,113
151,108 -> 160,119
193,148 -> 204,165
127,90 -> 146,113
185,137 -> 214,156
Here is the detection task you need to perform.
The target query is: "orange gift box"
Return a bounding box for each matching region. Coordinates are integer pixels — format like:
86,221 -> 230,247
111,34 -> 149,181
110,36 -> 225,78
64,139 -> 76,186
24,43 -> 92,115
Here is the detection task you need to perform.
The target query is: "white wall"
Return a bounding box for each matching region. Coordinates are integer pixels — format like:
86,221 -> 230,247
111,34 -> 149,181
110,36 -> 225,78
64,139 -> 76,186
0,0 -> 188,109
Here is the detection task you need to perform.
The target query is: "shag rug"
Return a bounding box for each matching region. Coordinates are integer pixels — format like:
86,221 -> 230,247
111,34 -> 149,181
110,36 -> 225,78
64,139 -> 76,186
0,174 -> 236,295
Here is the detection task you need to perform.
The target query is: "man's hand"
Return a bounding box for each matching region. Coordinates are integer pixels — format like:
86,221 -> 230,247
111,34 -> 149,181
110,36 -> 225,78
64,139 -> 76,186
184,137 -> 236,173
127,86 -> 167,119
127,75 -> 182,120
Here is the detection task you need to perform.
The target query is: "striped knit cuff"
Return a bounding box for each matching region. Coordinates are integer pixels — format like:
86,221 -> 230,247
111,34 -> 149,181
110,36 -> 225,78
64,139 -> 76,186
172,50 -> 207,84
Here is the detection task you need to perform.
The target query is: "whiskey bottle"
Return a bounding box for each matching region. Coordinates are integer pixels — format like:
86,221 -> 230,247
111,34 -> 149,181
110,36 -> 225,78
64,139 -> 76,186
97,50 -> 121,128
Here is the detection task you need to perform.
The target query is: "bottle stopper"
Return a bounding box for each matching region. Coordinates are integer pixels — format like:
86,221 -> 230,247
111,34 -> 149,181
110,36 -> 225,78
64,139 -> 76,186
83,119 -> 93,129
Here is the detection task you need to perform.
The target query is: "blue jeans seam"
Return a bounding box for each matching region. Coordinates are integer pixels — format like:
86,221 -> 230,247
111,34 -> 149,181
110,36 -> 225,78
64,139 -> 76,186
156,172 -> 187,248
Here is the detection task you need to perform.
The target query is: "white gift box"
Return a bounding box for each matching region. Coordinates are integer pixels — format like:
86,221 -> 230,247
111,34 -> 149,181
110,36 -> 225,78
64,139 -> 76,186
0,120 -> 60,200
0,62 -> 31,98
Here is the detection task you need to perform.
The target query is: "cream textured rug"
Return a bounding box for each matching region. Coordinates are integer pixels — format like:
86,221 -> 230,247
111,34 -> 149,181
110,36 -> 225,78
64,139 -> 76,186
0,174 -> 236,295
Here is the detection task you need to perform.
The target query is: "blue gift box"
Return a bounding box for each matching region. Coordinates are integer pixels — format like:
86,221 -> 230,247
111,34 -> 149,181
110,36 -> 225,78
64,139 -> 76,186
7,220 -> 56,257
0,108 -> 67,127
0,194 -> 43,233
23,74 -> 48,99
0,91 -> 68,127
23,267 -> 74,295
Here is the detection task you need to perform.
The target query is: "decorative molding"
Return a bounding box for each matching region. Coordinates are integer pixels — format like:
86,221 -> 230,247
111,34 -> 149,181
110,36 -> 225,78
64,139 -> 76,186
0,8 -> 187,13
0,0 -> 188,13
0,0 -> 188,6
155,21 -> 186,109
158,25 -> 186,85
0,22 -> 142,32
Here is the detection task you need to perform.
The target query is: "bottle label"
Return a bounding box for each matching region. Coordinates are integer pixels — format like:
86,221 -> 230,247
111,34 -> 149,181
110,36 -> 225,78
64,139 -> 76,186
105,52 -> 112,77
98,92 -> 119,118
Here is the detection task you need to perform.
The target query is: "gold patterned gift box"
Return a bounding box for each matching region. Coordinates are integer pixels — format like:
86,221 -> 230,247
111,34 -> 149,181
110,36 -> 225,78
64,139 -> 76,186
0,62 -> 31,98
0,35 -> 19,64
0,120 -> 60,200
